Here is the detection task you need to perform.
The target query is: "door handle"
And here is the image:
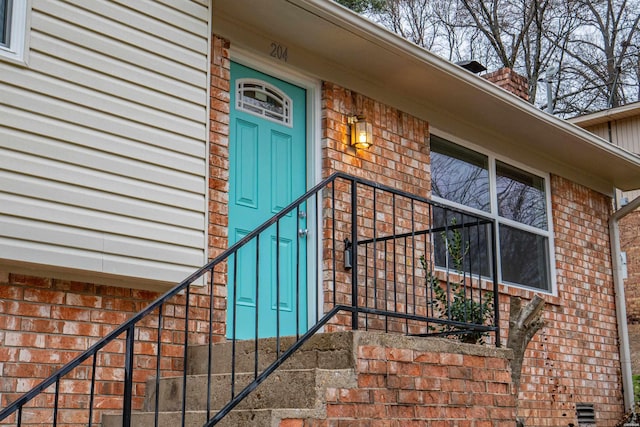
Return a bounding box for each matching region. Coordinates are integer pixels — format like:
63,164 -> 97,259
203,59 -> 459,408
298,228 -> 308,237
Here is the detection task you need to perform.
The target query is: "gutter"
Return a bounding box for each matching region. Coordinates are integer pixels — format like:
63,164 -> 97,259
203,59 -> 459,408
609,195 -> 640,414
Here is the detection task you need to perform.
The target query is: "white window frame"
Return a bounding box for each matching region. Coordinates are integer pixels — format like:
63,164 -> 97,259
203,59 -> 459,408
0,0 -> 29,65
431,132 -> 557,295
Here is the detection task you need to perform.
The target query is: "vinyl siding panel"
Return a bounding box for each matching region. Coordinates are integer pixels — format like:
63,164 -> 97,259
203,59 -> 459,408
614,116 -> 640,201
612,116 -> 640,155
0,0 -> 209,285
583,117 -> 640,202
582,118 -> 640,154
583,123 -> 609,142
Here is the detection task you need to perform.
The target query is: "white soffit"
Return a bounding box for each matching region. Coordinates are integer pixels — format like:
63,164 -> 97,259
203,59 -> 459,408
212,0 -> 640,194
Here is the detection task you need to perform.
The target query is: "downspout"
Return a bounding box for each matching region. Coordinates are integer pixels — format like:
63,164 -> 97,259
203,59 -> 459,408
609,194 -> 640,414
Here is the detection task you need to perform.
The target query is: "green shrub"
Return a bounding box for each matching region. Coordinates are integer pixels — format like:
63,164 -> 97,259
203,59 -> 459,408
420,219 -> 493,344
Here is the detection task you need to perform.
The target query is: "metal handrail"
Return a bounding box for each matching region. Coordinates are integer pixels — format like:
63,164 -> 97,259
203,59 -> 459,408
0,172 -> 499,426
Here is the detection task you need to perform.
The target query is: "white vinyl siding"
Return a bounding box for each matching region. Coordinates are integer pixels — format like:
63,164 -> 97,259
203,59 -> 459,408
0,0 -> 209,284
582,117 -> 640,203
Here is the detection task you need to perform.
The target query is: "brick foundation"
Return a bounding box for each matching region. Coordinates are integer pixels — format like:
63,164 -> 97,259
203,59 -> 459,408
0,271 -> 219,425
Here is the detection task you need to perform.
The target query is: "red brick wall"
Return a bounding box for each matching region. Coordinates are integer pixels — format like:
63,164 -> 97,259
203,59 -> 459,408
511,175 -> 623,426
0,271 -> 218,426
321,81 -> 430,191
621,210 -> 640,322
321,82 -> 432,332
0,273 -> 155,424
620,210 -> 640,373
208,35 -> 231,339
281,335 -> 516,426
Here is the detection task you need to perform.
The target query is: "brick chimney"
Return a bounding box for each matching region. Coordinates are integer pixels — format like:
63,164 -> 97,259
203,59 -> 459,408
482,68 -> 529,102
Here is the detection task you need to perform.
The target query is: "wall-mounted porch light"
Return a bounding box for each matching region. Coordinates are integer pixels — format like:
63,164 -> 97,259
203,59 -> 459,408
347,115 -> 373,150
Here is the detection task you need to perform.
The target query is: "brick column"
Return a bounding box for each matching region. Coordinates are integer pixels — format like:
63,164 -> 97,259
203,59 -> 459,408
208,35 -> 231,338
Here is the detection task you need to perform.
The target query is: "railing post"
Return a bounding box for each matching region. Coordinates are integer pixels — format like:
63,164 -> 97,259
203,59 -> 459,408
491,220 -> 501,347
351,178 -> 358,330
122,324 -> 135,427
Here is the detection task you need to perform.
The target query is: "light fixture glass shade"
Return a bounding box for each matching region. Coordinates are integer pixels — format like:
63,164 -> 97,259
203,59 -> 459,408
350,118 -> 373,149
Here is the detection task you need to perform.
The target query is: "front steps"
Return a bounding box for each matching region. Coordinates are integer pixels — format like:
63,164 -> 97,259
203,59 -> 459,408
102,331 -> 516,426
102,332 -> 358,427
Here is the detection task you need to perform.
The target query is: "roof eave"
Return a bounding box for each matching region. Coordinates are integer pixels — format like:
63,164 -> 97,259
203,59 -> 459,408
569,101 -> 640,127
212,0 -> 640,194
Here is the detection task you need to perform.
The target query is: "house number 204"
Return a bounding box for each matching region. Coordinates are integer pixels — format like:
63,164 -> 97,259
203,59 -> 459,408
270,42 -> 288,62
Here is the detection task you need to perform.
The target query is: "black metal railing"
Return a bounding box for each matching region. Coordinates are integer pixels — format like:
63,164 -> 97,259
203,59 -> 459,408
0,172 -> 498,427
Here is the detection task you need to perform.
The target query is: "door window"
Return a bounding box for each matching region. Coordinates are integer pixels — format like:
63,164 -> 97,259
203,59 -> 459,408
236,79 -> 293,127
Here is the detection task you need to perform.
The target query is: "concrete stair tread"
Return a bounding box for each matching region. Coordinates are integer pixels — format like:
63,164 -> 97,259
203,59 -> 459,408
187,332 -> 356,375
145,368 -> 356,412
102,407 -> 323,427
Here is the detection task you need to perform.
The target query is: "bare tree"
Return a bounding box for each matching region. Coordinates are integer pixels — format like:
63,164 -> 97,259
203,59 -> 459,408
364,0 -> 444,50
551,0 -> 640,116
335,0 -> 640,116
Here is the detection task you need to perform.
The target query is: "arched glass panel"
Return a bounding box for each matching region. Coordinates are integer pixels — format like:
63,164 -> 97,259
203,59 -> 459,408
236,79 -> 293,127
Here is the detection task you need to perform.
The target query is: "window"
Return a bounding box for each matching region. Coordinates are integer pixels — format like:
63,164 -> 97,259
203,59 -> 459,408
0,0 -> 29,64
431,137 -> 489,211
431,135 -> 553,292
0,0 -> 10,46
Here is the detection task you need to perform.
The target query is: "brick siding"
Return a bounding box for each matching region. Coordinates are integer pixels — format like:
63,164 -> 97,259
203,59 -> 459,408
319,78 -> 625,425
0,274 -> 158,423
511,175 -> 623,425
621,209 -> 640,373
321,82 -> 432,332
621,210 -> 640,322
208,35 -> 231,340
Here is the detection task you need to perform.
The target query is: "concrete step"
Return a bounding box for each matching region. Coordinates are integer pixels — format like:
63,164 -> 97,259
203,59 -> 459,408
143,368 -> 355,412
102,407 -> 322,427
102,368 -> 355,427
186,331 -> 356,376
103,332 -> 360,427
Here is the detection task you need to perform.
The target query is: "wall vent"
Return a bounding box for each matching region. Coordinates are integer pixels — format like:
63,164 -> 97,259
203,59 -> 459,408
576,403 -> 596,426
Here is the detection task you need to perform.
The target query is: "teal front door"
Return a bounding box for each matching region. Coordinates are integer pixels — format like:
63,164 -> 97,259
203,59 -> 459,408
228,62 -> 308,339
